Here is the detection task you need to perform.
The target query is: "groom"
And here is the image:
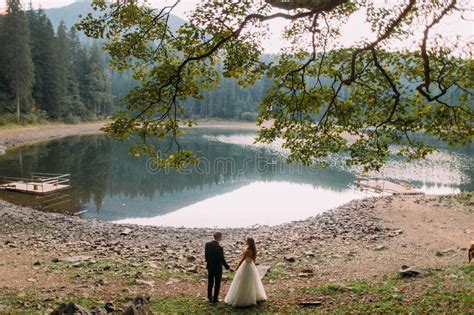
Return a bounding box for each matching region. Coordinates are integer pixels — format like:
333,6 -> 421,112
205,231 -> 232,303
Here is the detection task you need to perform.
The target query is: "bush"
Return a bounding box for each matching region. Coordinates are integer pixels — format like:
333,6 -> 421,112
21,110 -> 48,125
0,113 -> 16,126
240,112 -> 258,122
63,113 -> 81,124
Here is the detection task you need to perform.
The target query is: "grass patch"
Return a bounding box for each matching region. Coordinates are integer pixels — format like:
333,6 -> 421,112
0,289 -> 47,313
302,265 -> 473,314
47,259 -> 138,284
154,267 -> 201,281
457,191 -> 474,208
458,263 -> 474,274
307,283 -> 348,294
150,296 -> 280,313
266,266 -> 288,281
1,263 -> 472,313
47,258 -> 200,285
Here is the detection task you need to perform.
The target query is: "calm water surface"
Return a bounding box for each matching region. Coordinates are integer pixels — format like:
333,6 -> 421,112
0,128 -> 472,228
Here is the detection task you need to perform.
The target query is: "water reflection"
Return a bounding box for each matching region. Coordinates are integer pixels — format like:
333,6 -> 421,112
114,181 -> 374,228
0,128 -> 471,227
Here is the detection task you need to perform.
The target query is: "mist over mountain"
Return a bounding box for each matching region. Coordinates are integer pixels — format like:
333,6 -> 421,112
44,0 -> 186,33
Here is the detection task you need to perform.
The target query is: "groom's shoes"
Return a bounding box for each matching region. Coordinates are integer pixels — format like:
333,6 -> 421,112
212,299 -> 219,304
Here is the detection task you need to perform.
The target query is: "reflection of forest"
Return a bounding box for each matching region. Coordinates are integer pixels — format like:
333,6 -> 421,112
0,130 -> 472,221
0,131 -> 356,220
0,135 -> 115,214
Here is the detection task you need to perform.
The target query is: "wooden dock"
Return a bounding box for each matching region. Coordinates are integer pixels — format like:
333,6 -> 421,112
355,176 -> 424,195
0,173 -> 70,195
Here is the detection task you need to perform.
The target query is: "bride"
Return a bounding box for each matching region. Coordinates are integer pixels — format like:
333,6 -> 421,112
224,237 -> 267,307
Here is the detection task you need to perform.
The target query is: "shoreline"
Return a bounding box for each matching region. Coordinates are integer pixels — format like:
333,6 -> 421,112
0,193 -> 472,312
0,121 -> 107,155
0,121 -> 472,312
0,119 -> 362,157
0,119 -> 263,156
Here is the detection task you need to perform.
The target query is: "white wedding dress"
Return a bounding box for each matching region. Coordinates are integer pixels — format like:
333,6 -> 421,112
224,256 -> 267,307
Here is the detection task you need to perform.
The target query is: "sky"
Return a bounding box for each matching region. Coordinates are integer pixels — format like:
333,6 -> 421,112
1,0 -> 472,54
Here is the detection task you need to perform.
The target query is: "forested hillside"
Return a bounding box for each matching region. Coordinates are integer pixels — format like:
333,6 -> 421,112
0,0 -> 278,125
6,1 -> 468,127
0,0 -> 112,124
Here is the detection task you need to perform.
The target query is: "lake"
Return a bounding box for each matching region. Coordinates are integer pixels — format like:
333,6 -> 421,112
0,128 -> 472,228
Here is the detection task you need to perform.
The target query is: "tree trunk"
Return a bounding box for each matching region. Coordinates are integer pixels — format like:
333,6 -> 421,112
19,149 -> 24,177
16,84 -> 20,123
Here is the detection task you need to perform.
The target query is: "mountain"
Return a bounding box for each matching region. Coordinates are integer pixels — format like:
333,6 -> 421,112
44,0 -> 186,34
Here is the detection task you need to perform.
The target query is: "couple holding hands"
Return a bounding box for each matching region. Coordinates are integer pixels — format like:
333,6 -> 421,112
205,232 -> 267,307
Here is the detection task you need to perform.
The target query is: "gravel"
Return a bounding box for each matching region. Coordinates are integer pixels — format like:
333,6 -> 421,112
0,197 -> 395,274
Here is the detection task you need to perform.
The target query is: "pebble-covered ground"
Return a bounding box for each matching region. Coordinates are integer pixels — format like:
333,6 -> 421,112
0,188 -> 473,313
0,197 -> 396,277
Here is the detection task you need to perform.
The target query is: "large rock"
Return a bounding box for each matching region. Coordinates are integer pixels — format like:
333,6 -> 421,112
63,256 -> 92,263
299,300 -> 323,307
122,295 -> 151,315
120,228 -> 133,236
187,265 -> 198,273
50,302 -> 90,315
90,307 -> 107,315
399,265 -> 420,278
135,279 -> 155,287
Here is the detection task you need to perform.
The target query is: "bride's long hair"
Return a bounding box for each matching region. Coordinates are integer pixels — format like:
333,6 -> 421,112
246,237 -> 257,260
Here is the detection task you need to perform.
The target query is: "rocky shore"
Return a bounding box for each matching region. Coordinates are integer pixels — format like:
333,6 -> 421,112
0,196 -> 395,272
0,193 -> 472,313
1,194 -> 471,280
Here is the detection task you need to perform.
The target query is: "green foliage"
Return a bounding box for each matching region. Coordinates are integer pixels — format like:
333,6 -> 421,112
28,7 -> 62,117
307,283 -> 348,293
266,266 -> 288,280
21,109 -> 48,125
303,265 -> 473,313
0,263 -> 472,313
457,191 -> 474,208
0,113 -> 16,126
63,113 -> 81,124
76,0 -> 473,171
0,0 -> 35,122
0,5 -> 113,123
183,73 -> 273,120
149,296 -> 279,313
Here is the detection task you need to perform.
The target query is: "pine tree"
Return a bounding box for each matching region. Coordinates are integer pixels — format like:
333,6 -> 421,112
85,42 -> 112,117
55,20 -> 72,117
69,28 -> 90,114
0,0 -> 35,122
0,15 -> 14,114
28,8 -> 61,118
64,29 -> 87,118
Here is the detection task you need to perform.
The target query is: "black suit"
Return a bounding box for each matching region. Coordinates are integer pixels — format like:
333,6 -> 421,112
205,240 -> 230,302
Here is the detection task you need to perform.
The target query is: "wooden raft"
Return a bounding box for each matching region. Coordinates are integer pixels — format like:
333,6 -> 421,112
0,173 -> 70,195
355,176 -> 424,196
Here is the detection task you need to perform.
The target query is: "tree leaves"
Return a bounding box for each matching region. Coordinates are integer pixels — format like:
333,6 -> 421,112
77,0 -> 473,172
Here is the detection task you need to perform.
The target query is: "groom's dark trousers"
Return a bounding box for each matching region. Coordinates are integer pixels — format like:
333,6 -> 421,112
205,240 -> 230,302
